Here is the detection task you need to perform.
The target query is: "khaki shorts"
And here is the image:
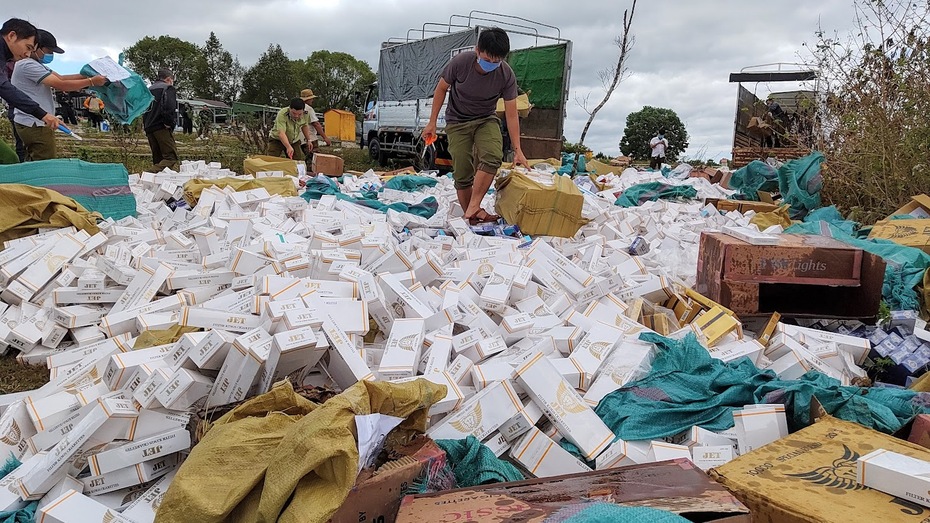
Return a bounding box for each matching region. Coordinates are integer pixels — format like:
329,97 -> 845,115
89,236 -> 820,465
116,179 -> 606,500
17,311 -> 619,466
14,123 -> 56,161
446,115 -> 503,190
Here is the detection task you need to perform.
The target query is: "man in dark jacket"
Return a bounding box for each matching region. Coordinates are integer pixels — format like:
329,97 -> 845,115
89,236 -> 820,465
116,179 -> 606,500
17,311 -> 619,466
143,68 -> 179,171
1,18 -> 59,164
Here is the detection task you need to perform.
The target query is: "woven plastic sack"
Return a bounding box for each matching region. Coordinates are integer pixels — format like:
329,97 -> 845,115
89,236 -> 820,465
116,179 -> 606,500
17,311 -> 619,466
614,182 -> 697,208
0,184 -> 100,245
0,159 -> 135,220
777,151 -> 824,219
383,175 -> 438,192
435,436 -> 524,487
584,332 -> 930,445
156,379 -> 445,523
182,177 -> 297,206
79,63 -> 154,125
545,503 -> 690,523
727,160 -> 778,200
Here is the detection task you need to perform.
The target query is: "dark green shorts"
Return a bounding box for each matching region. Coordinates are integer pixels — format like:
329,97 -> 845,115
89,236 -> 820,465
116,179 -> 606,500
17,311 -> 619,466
446,116 -> 503,190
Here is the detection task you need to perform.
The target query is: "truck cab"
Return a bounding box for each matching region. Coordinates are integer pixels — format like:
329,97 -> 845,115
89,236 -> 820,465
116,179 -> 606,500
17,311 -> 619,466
358,12 -> 571,172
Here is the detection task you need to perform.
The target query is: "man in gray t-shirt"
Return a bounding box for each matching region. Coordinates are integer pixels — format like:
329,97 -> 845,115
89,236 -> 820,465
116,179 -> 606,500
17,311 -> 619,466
424,27 -> 529,225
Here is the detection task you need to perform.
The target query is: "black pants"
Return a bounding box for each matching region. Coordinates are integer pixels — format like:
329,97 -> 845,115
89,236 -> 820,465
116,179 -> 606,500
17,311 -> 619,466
9,119 -> 25,162
182,117 -> 193,134
650,156 -> 664,170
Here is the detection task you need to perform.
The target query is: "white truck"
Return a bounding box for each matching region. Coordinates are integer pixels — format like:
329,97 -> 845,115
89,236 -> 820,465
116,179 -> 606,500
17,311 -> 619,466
358,12 -> 572,171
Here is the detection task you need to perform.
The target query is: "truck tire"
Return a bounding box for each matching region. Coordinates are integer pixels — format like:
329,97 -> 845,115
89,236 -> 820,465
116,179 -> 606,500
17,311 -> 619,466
369,137 -> 388,166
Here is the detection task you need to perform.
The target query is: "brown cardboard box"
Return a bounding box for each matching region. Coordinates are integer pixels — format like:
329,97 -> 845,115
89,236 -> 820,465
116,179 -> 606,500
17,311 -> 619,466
907,414 -> 930,450
710,416 -> 930,523
696,232 -> 885,320
313,153 -> 345,177
329,437 -> 445,523
881,194 -> 930,223
868,219 -> 930,254
396,459 -> 750,523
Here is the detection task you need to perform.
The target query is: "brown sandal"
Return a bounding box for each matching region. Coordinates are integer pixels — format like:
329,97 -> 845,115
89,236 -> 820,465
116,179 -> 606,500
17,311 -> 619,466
466,209 -> 500,225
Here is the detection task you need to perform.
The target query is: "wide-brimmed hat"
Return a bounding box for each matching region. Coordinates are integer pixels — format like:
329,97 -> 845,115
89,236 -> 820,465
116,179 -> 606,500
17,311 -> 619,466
36,29 -> 65,54
300,89 -> 317,102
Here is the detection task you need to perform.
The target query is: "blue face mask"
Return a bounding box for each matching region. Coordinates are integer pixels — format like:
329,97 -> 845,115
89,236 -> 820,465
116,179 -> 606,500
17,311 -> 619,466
477,57 -> 501,73
41,54 -> 53,64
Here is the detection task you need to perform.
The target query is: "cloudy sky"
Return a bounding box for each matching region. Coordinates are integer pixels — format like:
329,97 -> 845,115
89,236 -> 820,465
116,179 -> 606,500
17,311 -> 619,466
16,0 -> 856,160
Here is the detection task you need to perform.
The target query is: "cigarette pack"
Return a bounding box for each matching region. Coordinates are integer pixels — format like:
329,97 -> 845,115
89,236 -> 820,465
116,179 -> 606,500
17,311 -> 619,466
515,352 -> 615,460
178,307 -> 262,333
856,449 -> 930,508
155,368 -> 213,410
732,404 -> 788,454
499,400 -> 544,443
36,474 -> 83,513
80,453 -> 178,495
323,317 -> 375,389
447,354 -> 474,386
0,400 -> 35,460
121,468 -> 178,523
594,438 -> 639,470
427,380 -> 522,441
568,323 -> 623,385
378,318 -> 425,380
264,326 -> 324,387
36,489 -> 136,523
509,426 -> 591,478
691,445 -> 735,471
19,398 -> 138,499
88,428 -> 190,476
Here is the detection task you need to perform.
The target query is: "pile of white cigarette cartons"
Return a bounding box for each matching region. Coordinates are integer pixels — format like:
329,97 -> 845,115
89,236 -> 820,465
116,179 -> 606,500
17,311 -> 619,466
0,161 -> 874,520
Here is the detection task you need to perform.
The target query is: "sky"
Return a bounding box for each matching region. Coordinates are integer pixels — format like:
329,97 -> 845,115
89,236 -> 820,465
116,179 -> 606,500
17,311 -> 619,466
15,0 -> 857,161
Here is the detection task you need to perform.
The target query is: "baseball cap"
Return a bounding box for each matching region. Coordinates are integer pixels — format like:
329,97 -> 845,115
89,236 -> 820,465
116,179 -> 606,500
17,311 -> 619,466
36,29 -> 64,54
300,89 -> 317,102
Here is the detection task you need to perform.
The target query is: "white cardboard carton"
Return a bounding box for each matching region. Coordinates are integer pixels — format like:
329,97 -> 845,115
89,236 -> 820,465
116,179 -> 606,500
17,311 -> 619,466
856,449 -> 930,508
515,352 -> 615,461
509,426 -> 591,478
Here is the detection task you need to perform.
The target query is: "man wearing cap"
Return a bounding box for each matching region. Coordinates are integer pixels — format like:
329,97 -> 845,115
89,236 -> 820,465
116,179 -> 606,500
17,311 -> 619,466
297,88 -> 331,165
266,97 -> 313,161
1,18 -> 61,163
11,28 -> 106,160
143,68 -> 179,171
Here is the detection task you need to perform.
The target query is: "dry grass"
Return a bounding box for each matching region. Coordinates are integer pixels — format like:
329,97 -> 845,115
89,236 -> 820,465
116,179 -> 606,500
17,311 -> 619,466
0,354 -> 49,394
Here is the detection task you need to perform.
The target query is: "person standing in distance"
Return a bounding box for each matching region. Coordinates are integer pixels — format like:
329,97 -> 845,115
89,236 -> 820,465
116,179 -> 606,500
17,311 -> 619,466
423,27 -> 528,225
649,129 -> 668,170
143,68 -> 179,171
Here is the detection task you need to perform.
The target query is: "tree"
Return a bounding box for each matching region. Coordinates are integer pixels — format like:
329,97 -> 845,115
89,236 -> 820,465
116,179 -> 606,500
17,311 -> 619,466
291,51 -> 376,113
191,32 -> 238,103
123,36 -> 201,96
619,106 -> 689,161
573,0 -> 637,173
804,0 -> 930,223
240,44 -> 298,107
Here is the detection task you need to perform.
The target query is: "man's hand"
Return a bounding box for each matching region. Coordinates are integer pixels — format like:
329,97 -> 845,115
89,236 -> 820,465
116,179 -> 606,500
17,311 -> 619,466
422,121 -> 437,143
286,146 -> 294,159
513,150 -> 529,168
42,114 -> 60,128
89,75 -> 107,87
324,137 -> 332,146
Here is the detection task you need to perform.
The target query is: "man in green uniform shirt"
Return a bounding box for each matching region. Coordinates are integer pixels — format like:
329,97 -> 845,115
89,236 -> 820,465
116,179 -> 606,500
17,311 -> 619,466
266,97 -> 312,161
